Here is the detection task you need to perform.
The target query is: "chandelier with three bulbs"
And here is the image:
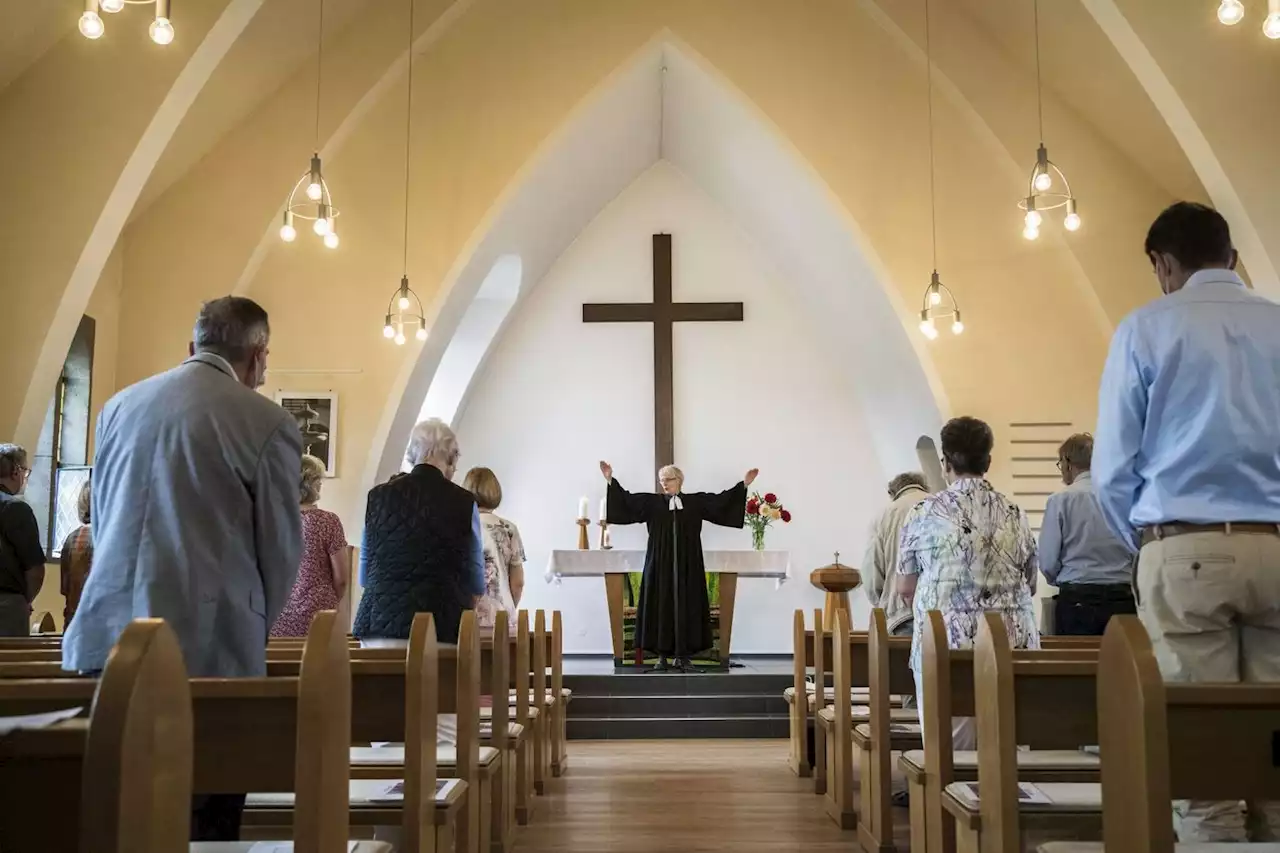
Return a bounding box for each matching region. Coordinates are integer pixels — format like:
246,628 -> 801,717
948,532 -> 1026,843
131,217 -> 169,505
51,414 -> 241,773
79,0 -> 174,44
1018,0 -> 1080,241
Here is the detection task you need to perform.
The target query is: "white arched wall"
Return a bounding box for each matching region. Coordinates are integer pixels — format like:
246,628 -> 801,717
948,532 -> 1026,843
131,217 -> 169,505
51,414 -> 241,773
13,0 -> 266,447
366,38 -> 944,497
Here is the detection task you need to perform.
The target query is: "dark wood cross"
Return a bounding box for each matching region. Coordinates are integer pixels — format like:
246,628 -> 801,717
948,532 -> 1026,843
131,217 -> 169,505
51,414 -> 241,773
583,233 -> 744,468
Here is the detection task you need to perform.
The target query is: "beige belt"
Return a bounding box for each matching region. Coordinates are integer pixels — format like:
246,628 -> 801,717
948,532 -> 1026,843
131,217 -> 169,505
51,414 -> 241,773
1139,522 -> 1280,548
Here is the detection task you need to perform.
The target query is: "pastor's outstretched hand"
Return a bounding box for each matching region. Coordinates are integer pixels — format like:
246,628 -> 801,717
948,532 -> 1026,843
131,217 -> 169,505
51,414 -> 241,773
600,460 -> 613,482
744,468 -> 759,487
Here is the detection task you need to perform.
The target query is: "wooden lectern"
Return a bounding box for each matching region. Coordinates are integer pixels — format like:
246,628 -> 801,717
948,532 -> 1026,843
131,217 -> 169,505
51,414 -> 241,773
809,554 -> 862,632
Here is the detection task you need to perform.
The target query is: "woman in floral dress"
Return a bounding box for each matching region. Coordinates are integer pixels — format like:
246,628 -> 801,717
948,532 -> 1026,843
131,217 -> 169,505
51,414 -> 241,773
896,416 -> 1039,747
271,455 -> 350,637
463,467 -> 526,629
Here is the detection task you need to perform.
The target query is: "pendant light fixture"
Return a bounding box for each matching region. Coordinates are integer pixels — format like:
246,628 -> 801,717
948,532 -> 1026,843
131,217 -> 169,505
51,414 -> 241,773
918,0 -> 963,341
1018,0 -> 1079,240
79,0 -> 174,43
279,0 -> 341,249
383,0 -> 428,345
1216,0 -> 1280,38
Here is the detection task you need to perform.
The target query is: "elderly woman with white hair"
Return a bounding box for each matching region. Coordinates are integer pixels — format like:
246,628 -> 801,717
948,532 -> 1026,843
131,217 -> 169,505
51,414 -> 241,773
353,418 -> 486,645
600,460 -> 758,672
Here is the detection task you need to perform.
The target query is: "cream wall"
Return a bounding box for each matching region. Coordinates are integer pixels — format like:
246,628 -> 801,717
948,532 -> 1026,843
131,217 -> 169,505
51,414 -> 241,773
99,0 -> 1193,542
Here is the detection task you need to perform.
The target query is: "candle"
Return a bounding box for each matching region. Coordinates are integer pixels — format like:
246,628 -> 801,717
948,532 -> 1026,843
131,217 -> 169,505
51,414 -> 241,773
578,496 -> 589,520
599,497 -> 608,523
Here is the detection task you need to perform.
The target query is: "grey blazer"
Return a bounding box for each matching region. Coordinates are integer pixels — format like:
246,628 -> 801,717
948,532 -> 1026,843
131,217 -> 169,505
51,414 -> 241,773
63,352 -> 302,677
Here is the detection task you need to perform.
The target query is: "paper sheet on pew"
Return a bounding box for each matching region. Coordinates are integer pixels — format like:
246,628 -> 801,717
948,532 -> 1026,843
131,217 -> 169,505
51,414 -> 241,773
0,706 -> 82,735
964,781 -> 1052,805
245,843 -> 360,852
364,779 -> 452,802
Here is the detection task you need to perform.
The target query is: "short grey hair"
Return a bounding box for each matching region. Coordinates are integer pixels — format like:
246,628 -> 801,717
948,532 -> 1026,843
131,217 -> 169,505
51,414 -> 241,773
193,296 -> 270,364
1058,433 -> 1094,472
887,471 -> 928,498
406,418 -> 459,467
0,444 -> 28,480
300,454 -> 326,504
658,465 -> 684,483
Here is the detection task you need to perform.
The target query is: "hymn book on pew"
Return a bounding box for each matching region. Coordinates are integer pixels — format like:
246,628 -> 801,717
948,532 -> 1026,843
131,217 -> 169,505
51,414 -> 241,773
0,706 -> 82,735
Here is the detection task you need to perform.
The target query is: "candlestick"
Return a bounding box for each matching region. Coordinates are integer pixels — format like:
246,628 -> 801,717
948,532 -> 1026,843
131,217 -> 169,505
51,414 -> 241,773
599,496 -> 608,523
578,496 -> 589,520
577,518 -> 590,550
597,519 -> 612,550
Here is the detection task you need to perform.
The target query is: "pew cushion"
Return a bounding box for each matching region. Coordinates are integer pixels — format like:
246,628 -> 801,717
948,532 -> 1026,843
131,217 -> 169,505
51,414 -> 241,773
192,843 -> 394,852
350,745 -> 500,768
1044,840 -> 1280,845
246,777 -> 467,808
942,781 -> 1101,829
815,705 -> 919,727
900,749 -> 1100,784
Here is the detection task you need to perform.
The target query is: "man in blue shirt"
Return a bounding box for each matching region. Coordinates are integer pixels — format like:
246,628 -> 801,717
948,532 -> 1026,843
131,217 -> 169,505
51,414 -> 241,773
1093,201 -> 1280,843
1039,433 -> 1133,635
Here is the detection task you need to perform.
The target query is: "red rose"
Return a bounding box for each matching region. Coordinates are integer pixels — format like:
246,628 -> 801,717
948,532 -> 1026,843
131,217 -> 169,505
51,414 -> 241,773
780,509 -> 792,523
764,492 -> 777,504
746,499 -> 760,515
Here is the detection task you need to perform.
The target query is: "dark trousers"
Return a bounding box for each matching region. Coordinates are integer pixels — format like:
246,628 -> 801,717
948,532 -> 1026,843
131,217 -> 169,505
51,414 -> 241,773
191,794 -> 247,841
0,593 -> 29,637
1054,583 -> 1137,636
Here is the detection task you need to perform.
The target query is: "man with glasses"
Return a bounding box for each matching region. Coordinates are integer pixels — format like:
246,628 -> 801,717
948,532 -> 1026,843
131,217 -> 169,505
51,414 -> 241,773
0,444 -> 45,636
1038,433 -> 1133,635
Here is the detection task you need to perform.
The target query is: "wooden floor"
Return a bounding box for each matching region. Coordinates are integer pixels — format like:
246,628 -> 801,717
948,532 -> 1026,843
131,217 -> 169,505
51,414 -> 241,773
516,739 -> 895,852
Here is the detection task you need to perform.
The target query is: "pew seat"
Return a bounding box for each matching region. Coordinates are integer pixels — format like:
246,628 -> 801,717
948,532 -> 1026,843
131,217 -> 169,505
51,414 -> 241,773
349,744 -> 501,769
816,704 -> 918,728
193,843 -> 393,852
245,776 -> 468,825
900,748 -> 1100,783
852,721 -> 922,749
1040,845 -> 1280,852
943,781 -> 1103,832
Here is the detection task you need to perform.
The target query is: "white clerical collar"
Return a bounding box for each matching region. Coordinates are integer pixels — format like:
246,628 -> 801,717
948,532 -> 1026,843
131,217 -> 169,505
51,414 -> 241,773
668,495 -> 684,511
1184,268 -> 1245,291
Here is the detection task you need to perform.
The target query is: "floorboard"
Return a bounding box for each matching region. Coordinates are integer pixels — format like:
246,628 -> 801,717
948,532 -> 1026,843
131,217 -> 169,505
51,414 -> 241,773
515,738 -> 891,852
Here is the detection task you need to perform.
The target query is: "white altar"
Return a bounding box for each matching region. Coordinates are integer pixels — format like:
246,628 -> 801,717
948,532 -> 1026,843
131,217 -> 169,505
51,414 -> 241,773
544,549 -> 791,666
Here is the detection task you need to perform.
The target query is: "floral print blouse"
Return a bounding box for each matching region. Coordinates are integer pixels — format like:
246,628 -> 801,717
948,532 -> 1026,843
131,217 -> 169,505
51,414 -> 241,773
898,477 -> 1040,672
475,511 -> 526,630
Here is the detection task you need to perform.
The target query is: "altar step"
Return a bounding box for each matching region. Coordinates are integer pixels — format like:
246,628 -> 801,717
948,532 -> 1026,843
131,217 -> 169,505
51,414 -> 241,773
563,659 -> 791,740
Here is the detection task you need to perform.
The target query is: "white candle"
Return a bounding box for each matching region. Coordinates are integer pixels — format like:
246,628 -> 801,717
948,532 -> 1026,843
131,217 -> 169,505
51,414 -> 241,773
578,496 -> 589,520
599,497 -> 608,523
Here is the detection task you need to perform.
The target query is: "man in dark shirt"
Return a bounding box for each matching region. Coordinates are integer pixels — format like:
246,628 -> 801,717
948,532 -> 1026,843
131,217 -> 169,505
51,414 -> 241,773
0,444 -> 46,636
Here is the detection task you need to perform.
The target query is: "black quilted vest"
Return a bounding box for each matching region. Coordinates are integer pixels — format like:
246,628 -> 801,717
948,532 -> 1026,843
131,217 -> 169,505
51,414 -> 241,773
353,464 -> 476,643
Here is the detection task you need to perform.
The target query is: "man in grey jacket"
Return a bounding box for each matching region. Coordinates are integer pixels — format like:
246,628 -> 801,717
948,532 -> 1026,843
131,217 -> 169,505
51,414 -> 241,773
862,472 -> 930,637
63,296 -> 301,840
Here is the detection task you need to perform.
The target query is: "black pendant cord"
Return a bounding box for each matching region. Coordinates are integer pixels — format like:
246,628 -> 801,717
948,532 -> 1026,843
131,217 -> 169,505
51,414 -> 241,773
402,0 -> 416,277
924,0 -> 938,273
1033,0 -> 1045,144
313,0 -> 325,150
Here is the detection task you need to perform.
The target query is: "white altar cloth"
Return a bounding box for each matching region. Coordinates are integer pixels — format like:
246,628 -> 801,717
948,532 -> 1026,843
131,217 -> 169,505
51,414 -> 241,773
545,549 -> 790,588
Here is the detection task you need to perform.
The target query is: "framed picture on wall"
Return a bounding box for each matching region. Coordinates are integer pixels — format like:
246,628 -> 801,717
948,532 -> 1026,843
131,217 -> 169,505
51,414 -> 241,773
275,391 -> 338,477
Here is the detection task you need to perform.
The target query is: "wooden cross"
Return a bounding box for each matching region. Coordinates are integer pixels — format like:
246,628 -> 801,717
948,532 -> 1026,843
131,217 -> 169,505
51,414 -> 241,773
583,233 -> 744,468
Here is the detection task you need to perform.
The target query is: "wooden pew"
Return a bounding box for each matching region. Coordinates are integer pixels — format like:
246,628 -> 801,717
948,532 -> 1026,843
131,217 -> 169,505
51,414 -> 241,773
0,620 -> 191,853
941,612 -> 1102,853
0,612 -> 405,852
1041,616 -> 1280,853
259,611 -> 479,853
904,611 -> 1101,853
549,609 -> 569,778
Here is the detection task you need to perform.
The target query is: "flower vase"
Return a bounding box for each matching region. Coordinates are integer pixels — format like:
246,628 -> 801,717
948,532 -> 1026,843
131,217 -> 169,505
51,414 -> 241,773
751,526 -> 766,552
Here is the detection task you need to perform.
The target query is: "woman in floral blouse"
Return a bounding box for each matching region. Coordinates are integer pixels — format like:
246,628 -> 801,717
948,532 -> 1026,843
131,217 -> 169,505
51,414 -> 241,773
896,416 -> 1039,747
463,467 -> 526,629
271,455 -> 350,638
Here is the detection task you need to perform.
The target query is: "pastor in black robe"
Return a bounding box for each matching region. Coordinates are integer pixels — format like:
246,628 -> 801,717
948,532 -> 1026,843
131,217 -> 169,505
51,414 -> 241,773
606,477 -> 748,657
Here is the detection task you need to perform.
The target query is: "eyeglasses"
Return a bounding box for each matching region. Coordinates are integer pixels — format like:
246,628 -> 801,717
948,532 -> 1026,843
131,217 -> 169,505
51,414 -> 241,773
1055,459 -> 1065,472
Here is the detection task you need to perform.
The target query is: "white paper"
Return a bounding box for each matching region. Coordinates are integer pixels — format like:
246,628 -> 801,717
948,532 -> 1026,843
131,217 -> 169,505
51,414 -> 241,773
246,844 -> 358,853
964,781 -> 1052,805
0,706 -> 83,735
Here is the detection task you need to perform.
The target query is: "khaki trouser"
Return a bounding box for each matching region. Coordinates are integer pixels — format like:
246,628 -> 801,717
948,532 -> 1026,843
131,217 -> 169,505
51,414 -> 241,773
1136,527 -> 1280,842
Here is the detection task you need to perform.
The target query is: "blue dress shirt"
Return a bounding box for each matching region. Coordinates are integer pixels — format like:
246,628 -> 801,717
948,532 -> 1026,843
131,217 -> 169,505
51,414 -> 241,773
359,503 -> 487,597
1038,472 -> 1132,585
1093,269 -> 1280,551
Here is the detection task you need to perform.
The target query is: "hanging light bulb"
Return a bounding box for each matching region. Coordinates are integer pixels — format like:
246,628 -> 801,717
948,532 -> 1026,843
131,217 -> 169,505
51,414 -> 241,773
1033,169 -> 1053,192
398,294 -> 411,310
323,228 -> 339,249
313,203 -> 331,236
1265,7 -> 1280,37
100,0 -> 124,12
919,310 -> 938,339
1218,0 -> 1246,24
394,327 -> 406,346
415,322 -> 428,341
79,8 -> 105,39
1023,224 -> 1041,241
382,316 -> 395,339
951,310 -> 964,335
305,155 -> 324,201
928,283 -> 942,306
279,211 -> 297,243
1024,208 -> 1043,229
1063,199 -> 1081,232
149,18 -> 174,44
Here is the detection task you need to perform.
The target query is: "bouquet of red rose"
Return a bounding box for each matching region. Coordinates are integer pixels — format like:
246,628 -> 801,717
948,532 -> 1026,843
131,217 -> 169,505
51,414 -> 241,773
745,491 -> 791,550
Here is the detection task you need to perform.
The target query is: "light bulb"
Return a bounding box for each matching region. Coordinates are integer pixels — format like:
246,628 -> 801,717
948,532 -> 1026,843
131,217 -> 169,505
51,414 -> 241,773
324,231 -> 339,249
1265,12 -> 1280,37
929,287 -> 942,306
952,319 -> 964,335
1033,170 -> 1053,192
79,11 -> 105,39
1024,209 -> 1043,229
313,217 -> 330,236
398,295 -> 410,310
305,182 -> 323,202
415,326 -> 428,341
279,223 -> 297,242
101,0 -> 125,12
149,17 -> 175,45
1023,224 -> 1040,241
1218,0 -> 1246,25
1064,211 -> 1082,232
919,318 -> 937,339
394,331 -> 406,346
383,324 -> 395,339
